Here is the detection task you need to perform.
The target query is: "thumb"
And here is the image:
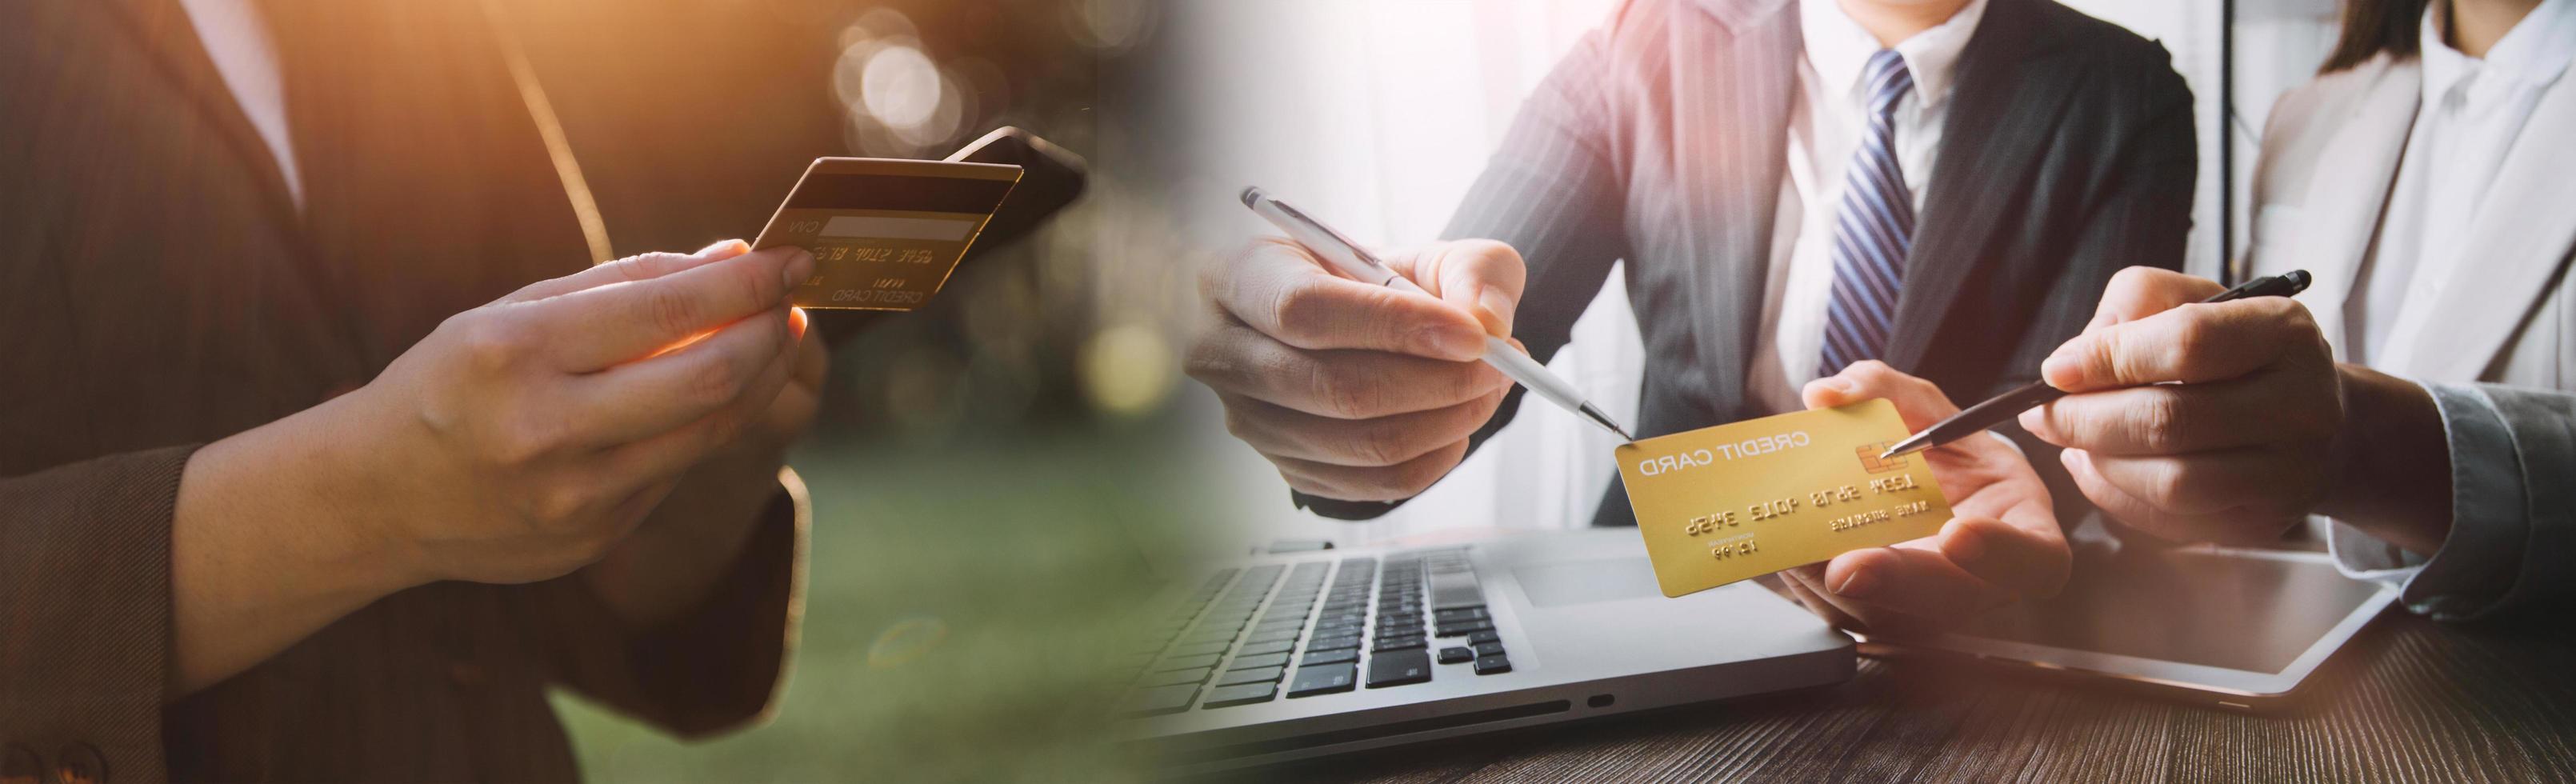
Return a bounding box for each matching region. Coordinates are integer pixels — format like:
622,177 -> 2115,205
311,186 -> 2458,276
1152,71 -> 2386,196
1384,239 -> 1527,338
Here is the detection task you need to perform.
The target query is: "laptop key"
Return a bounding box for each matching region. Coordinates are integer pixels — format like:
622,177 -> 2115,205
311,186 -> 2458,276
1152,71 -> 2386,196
1468,630 -> 1500,645
1434,619 -> 1494,637
1141,666 -> 1211,687
1124,683 -> 1201,716
1302,648 -> 1359,666
1366,649 -> 1432,687
1158,653 -> 1221,672
1167,641 -> 1230,658
1200,681 -> 1278,709
1474,654 -> 1512,675
1286,663 -> 1358,697
1434,607 -> 1490,624
1231,651 -> 1290,670
1472,642 -> 1505,658
1306,634 -> 1362,652
1437,646 -> 1473,664
1215,665 -> 1285,686
1236,638 -> 1294,656
1371,636 -> 1426,653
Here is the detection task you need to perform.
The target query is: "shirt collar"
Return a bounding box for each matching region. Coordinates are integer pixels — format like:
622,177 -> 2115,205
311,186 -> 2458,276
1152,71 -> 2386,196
2422,0 -> 2576,98
1802,0 -> 1991,111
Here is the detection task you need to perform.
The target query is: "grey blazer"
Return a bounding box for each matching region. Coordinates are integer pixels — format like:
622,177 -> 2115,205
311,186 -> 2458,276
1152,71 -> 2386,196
2249,52 -> 2576,621
1299,0 -> 2197,526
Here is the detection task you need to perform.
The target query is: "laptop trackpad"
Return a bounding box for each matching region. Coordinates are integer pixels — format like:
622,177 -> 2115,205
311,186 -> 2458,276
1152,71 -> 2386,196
1514,558 -> 1661,608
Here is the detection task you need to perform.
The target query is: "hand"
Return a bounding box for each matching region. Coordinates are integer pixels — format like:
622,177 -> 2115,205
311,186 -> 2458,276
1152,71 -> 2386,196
1775,362 -> 2068,632
585,294 -> 830,625
1186,238 -> 1522,502
342,239 -> 814,586
2014,267 -> 2345,545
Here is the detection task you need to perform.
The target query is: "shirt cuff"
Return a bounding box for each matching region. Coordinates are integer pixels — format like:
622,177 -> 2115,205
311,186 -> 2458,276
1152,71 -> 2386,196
2326,381 -> 2522,620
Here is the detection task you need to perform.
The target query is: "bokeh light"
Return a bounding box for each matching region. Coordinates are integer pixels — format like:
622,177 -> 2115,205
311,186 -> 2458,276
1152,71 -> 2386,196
1079,321 -> 1175,417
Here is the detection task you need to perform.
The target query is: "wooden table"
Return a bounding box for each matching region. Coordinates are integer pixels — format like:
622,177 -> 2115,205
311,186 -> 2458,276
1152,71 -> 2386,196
1218,613 -> 2576,782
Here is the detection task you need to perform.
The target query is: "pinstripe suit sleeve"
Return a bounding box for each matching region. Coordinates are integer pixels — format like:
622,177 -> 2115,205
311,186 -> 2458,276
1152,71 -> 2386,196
1297,8 -> 1636,520
0,446 -> 196,784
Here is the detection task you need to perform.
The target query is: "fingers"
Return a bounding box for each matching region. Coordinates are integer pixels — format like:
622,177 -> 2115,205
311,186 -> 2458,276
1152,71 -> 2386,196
1269,438 -> 1474,502
598,314 -> 804,484
1818,543 -> 2010,619
2018,373 -> 2337,455
565,307 -> 794,446
1188,320 -> 1513,419
2041,297 -> 2319,392
2083,266 -> 2226,330
526,246 -> 813,372
498,239 -> 749,305
1802,360 -> 1961,430
2058,448 -> 2306,545
2070,446 -> 2318,518
1380,239 -> 1528,338
1936,516 -> 2069,598
1206,238 -> 1490,360
1220,387 -> 1506,467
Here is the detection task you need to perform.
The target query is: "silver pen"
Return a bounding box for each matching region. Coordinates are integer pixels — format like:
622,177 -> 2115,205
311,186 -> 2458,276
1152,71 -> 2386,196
1241,187 -> 1637,442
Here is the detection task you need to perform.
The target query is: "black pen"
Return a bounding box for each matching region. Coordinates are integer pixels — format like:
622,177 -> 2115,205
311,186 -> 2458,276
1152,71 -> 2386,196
1878,270 -> 2314,460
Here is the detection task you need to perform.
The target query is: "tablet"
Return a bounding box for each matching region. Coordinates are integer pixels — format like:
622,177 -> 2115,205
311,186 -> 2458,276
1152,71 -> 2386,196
1858,541 -> 2398,710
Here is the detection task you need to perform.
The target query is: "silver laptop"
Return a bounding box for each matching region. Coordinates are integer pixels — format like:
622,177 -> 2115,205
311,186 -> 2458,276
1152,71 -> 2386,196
1118,528 -> 1853,771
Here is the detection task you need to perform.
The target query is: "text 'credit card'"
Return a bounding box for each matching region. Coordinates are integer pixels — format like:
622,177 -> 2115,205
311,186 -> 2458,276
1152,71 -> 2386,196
1614,399 -> 1950,597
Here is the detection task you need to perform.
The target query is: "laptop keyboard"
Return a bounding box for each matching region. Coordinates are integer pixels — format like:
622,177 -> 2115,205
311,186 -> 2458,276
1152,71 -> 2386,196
1118,548 -> 1513,717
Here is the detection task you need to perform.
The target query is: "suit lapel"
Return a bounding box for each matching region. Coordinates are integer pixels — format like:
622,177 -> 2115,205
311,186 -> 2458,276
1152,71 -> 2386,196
94,0 -> 302,237
2387,78 -> 2576,380
1882,0 -> 2074,370
2290,58 -> 2421,361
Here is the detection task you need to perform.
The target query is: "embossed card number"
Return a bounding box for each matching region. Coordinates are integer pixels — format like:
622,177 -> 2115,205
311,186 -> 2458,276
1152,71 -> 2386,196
1614,399 -> 1951,598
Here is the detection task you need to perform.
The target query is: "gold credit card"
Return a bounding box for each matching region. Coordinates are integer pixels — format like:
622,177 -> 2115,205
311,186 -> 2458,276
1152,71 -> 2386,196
1614,399 -> 1951,598
751,158 -> 1022,310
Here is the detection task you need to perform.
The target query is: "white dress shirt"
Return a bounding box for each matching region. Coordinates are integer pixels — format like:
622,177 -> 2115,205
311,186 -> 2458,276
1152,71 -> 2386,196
174,0 -> 302,209
2326,0 -> 2576,607
1746,0 -> 1989,414
2346,0 -> 2575,368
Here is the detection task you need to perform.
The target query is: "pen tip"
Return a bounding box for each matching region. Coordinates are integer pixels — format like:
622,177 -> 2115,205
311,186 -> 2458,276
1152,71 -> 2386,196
1239,187 -> 1262,209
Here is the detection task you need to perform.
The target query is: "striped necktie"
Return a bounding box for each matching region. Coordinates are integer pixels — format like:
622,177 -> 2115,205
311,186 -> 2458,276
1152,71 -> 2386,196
1818,49 -> 1916,378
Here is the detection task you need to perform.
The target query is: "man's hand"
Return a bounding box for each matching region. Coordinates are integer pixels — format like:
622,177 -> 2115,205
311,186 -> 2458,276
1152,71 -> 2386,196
1186,238 -> 1523,502
1776,362 -> 2068,632
344,239 -> 813,586
2015,267 -> 2450,553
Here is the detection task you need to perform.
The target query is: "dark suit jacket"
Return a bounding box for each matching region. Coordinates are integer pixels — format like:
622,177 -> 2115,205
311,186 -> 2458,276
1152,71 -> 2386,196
1298,0 -> 2194,527
0,2 -> 802,782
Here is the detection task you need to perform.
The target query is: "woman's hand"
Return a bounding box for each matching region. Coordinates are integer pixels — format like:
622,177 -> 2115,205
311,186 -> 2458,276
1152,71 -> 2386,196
350,239 -> 813,586
174,239 -> 813,692
1775,362 -> 2070,632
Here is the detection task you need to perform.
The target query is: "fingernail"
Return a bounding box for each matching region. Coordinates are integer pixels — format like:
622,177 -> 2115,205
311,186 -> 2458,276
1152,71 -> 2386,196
1822,376 -> 1857,394
784,250 -> 815,290
2040,351 -> 2079,388
1475,287 -> 1516,336
1831,568 -> 1877,598
1415,323 -> 1486,360
698,238 -> 750,257
1946,527 -> 1986,567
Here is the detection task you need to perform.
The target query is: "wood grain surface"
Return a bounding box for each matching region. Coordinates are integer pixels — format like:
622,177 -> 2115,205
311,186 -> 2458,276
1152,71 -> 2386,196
1210,613 -> 2576,783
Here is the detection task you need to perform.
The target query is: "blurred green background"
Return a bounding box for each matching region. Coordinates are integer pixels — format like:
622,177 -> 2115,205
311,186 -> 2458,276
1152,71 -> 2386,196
498,2 -> 1230,778
553,424 -> 1216,782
